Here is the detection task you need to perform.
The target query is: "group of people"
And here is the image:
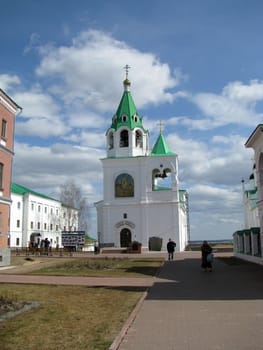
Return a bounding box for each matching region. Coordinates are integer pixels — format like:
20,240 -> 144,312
167,238 -> 213,271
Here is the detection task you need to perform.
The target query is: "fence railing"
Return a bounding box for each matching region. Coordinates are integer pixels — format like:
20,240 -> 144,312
12,247 -> 94,257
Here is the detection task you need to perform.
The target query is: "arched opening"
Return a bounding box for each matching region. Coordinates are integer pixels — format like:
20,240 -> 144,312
120,228 -> 131,247
135,130 -> 143,148
108,132 -> 114,149
152,167 -> 172,190
120,130 -> 129,147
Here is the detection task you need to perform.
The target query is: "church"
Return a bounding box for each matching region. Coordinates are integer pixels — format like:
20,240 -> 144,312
95,69 -> 189,252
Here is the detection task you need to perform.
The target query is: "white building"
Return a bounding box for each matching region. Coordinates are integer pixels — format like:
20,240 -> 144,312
10,183 -> 78,249
233,125 -> 263,263
95,75 -> 189,252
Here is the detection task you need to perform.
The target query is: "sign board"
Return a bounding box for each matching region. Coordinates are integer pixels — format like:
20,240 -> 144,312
61,231 -> 85,247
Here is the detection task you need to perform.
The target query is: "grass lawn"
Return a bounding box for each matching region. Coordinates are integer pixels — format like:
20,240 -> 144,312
0,257 -> 164,350
26,257 -> 164,277
0,284 -> 142,350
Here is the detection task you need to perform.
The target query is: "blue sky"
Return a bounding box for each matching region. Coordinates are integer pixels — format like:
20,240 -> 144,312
1,0 -> 263,240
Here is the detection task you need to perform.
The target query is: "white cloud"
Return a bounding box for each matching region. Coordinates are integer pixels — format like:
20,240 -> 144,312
35,30 -> 181,112
188,183 -> 244,240
167,132 -> 252,186
13,142 -> 104,204
16,118 -> 70,138
223,80 -> 263,103
0,74 -> 21,92
68,111 -> 106,129
191,80 -> 263,128
63,131 -> 106,148
13,89 -> 60,119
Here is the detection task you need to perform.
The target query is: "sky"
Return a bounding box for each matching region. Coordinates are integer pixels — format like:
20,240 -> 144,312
1,0 -> 263,241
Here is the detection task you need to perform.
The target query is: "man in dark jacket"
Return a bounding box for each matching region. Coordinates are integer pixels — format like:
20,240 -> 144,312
167,238 -> 176,260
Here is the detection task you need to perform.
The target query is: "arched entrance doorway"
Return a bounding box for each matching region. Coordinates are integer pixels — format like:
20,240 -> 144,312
120,228 -> 132,247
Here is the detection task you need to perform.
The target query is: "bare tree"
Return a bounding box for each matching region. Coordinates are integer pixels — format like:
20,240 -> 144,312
59,180 -> 89,233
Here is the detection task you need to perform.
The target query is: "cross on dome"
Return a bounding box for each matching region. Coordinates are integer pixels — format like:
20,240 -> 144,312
123,65 -> 131,91
124,64 -> 131,79
157,120 -> 164,134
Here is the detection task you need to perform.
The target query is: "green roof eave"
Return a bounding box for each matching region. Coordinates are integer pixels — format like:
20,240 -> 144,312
11,183 -> 59,202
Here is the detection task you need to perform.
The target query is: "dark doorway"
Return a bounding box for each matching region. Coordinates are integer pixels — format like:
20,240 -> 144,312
120,228 -> 131,247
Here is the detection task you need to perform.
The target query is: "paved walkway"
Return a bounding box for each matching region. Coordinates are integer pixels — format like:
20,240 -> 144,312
116,252 -> 263,350
1,252 -> 263,350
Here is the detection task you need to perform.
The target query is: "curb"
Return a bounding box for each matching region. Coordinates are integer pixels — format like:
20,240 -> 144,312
108,261 -> 164,350
108,290 -> 148,350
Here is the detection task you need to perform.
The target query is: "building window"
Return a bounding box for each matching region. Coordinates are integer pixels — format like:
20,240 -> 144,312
44,223 -> 47,230
38,205 -> 41,212
31,203 -> 34,210
123,213 -> 127,219
56,209 -> 58,215
1,119 -> 7,138
45,207 -> 47,213
37,222 -> 40,229
17,202 -> 21,209
16,220 -> 20,228
56,225 -> 58,231
50,224 -> 53,231
50,208 -> 53,214
16,238 -> 20,246
0,163 -> 3,189
30,221 -> 33,229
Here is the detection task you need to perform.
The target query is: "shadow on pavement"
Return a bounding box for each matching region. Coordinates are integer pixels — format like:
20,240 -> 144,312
146,257 -> 263,301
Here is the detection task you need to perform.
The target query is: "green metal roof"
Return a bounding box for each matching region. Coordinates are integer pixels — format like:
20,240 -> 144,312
110,81 -> 147,132
11,183 -> 59,202
151,133 -> 176,156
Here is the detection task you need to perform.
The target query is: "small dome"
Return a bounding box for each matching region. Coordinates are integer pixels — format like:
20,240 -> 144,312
123,78 -> 131,86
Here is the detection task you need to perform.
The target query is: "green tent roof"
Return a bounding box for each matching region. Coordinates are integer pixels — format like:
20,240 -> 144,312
151,133 -> 176,156
11,183 -> 59,202
110,80 -> 147,132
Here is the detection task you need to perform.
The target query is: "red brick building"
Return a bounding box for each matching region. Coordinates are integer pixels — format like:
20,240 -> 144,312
0,89 -> 22,266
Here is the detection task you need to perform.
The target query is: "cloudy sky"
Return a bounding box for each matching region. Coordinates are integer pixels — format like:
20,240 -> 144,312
1,0 -> 262,240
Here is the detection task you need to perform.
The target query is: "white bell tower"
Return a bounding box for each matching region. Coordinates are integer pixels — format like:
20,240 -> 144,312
95,67 -> 189,252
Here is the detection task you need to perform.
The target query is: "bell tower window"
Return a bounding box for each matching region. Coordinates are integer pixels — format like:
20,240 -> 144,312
135,130 -> 143,148
120,130 -> 129,147
108,132 -> 114,149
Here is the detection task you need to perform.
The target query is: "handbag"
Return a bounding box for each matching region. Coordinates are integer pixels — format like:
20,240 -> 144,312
206,253 -> 213,263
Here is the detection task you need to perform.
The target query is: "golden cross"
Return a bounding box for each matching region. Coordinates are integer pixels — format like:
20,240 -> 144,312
124,64 -> 131,79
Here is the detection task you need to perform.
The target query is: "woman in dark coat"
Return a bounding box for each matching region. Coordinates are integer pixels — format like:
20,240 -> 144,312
201,241 -> 213,271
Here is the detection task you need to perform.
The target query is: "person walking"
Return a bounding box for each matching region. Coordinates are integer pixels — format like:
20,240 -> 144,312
167,238 -> 176,260
201,240 -> 213,271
